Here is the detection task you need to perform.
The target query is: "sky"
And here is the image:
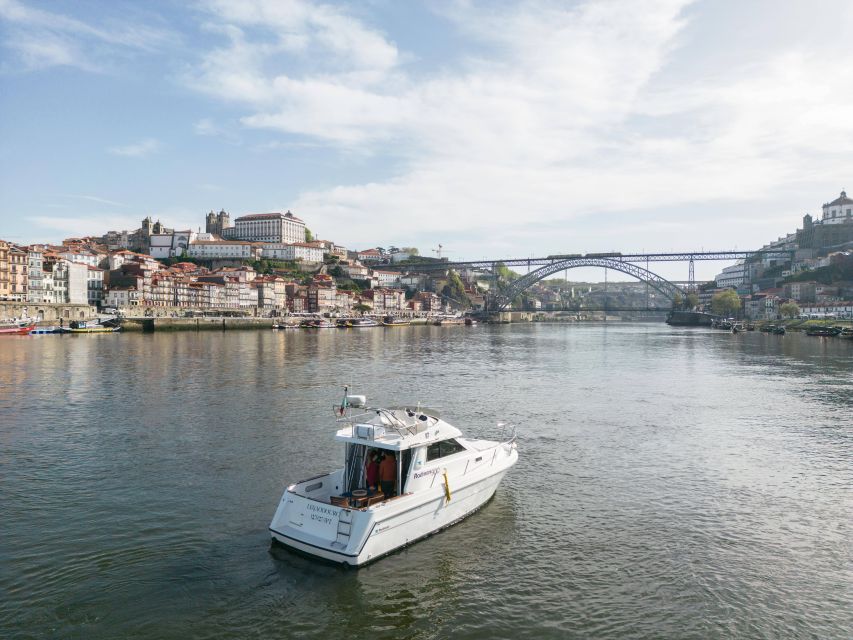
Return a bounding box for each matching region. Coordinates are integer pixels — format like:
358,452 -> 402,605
1,0 -> 852,282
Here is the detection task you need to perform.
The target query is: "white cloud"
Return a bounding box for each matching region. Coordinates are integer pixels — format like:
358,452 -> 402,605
183,0 -> 853,256
62,194 -> 128,207
108,139 -> 161,158
0,0 -> 175,71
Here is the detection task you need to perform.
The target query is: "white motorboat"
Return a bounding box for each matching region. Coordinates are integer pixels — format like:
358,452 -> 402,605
269,392 -> 518,566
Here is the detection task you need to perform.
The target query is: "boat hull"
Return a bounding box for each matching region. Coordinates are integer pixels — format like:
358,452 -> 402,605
270,446 -> 517,566
0,323 -> 36,335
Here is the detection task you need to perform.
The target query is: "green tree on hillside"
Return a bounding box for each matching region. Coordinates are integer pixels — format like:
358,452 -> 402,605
780,301 -> 800,319
711,289 -> 742,317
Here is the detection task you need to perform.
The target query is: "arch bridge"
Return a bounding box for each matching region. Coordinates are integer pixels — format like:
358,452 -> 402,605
488,256 -> 687,313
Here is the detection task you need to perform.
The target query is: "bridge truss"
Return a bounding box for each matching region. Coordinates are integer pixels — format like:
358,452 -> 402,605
387,249 -> 794,272
489,257 -> 688,312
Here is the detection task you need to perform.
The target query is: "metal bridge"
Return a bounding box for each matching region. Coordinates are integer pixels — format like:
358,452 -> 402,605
385,249 -> 794,314
386,249 -> 793,271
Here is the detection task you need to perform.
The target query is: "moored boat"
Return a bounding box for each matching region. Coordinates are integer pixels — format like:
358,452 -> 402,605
269,391 -> 518,566
433,315 -> 465,326
805,326 -> 841,337
0,320 -> 36,335
29,326 -> 66,335
381,316 -> 411,327
300,318 -> 336,329
350,317 -> 379,328
67,320 -> 121,333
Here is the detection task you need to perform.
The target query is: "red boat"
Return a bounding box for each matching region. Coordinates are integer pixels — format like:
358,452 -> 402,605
0,321 -> 36,335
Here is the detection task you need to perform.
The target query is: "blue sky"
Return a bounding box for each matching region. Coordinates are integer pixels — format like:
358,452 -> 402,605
1,0 -> 852,281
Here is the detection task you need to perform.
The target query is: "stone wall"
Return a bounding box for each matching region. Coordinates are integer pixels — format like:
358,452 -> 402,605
0,302 -> 97,322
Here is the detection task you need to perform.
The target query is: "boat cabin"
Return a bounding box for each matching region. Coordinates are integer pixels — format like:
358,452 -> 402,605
286,405 -> 481,509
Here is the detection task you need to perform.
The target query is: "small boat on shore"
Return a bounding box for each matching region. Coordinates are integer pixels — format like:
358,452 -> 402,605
433,315 -> 466,326
67,320 -> 120,333
269,391 -> 518,566
805,326 -> 841,337
381,316 -> 411,327
0,320 -> 37,335
30,326 -> 65,335
300,318 -> 336,329
337,317 -> 379,328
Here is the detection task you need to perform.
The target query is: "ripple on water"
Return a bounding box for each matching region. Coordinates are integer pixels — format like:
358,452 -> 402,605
1,326 -> 851,639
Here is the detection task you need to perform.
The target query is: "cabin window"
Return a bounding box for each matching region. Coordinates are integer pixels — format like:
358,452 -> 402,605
426,438 -> 466,461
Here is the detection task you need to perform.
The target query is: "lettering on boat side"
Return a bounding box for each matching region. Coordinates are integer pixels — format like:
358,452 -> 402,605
414,468 -> 439,479
306,503 -> 337,525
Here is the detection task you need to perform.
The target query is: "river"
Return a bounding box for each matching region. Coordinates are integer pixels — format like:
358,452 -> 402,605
1,324 -> 851,639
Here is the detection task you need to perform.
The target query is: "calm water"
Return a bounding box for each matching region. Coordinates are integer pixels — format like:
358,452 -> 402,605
1,324 -> 851,639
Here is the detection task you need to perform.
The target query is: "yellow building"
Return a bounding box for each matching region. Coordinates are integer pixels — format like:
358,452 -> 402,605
8,245 -> 28,301
0,240 -> 9,300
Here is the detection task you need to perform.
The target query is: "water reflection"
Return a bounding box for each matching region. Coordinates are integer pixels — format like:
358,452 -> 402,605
1,325 -> 851,640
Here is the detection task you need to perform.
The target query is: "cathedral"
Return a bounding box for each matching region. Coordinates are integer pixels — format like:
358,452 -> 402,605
205,210 -> 232,237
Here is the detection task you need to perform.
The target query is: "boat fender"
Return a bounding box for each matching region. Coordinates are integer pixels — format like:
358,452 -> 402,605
442,469 -> 451,502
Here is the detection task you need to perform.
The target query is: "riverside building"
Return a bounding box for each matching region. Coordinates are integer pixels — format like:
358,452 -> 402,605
223,211 -> 306,244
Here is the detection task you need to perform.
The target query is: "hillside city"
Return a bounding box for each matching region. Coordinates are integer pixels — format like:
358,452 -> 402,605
1,189 -> 852,320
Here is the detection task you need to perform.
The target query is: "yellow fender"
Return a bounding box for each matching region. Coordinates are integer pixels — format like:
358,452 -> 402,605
443,469 -> 451,502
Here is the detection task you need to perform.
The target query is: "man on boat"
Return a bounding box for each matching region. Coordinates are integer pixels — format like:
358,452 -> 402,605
379,452 -> 396,498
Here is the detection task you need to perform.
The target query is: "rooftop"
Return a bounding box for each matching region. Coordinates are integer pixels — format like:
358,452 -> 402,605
825,190 -> 853,207
235,211 -> 305,223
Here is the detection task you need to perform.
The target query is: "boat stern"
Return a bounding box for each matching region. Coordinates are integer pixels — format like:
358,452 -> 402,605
269,488 -> 372,565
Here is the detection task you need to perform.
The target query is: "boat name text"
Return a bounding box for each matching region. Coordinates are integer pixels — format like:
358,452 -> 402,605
306,502 -> 337,525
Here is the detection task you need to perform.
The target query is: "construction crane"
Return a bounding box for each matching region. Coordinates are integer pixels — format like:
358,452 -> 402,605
432,244 -> 446,259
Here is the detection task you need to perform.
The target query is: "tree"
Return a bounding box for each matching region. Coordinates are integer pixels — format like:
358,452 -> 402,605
305,228 -> 314,242
711,289 -> 742,317
353,303 -> 371,315
780,301 -> 800,319
686,293 -> 699,309
672,293 -> 683,309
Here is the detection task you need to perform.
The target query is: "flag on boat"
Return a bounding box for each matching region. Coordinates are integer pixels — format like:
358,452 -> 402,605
339,386 -> 349,416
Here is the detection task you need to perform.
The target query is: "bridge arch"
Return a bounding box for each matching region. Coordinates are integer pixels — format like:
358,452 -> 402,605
490,257 -> 687,312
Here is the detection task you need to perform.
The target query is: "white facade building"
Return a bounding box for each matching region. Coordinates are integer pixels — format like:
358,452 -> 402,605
372,269 -> 400,287
261,243 -> 324,262
87,266 -> 104,306
188,241 -> 257,260
27,246 -> 44,303
821,190 -> 853,224
68,261 -> 88,304
225,211 -> 306,243
148,230 -> 194,259
104,287 -> 140,308
715,262 -> 748,288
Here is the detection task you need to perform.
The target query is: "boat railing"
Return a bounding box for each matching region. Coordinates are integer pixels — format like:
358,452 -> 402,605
336,407 -> 432,438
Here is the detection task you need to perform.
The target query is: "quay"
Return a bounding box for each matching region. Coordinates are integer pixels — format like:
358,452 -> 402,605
120,317 -> 276,331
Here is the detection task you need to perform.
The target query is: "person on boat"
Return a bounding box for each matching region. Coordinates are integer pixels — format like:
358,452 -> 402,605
379,451 -> 396,498
365,450 -> 380,492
